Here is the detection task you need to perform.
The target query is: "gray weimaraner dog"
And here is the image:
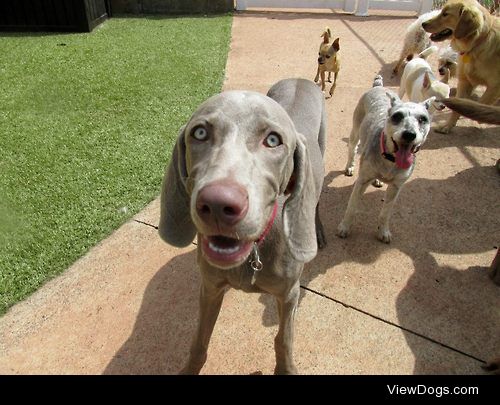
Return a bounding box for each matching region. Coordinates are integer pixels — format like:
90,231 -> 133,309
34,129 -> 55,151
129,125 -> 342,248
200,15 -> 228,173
159,78 -> 327,374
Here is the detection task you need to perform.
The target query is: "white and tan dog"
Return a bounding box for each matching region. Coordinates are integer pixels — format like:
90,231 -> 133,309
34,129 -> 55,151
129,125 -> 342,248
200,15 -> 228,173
437,45 -> 458,84
399,46 -> 451,113
338,76 -> 434,243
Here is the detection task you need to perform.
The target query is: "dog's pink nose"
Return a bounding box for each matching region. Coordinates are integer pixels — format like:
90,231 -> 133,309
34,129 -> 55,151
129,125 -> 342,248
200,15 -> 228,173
196,180 -> 249,227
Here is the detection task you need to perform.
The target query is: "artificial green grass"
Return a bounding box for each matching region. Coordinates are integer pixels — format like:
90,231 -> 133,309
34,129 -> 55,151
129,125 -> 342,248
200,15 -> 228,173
0,14 -> 232,314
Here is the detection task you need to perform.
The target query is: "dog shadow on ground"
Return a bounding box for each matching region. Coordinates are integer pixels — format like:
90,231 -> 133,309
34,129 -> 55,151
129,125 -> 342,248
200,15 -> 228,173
104,250 -> 199,374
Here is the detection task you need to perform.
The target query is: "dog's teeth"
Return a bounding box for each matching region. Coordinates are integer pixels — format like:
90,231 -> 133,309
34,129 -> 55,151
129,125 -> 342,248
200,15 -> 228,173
208,241 -> 239,255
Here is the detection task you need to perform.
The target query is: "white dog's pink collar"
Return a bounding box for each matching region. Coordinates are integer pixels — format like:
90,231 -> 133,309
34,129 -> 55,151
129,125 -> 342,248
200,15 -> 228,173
379,131 -> 395,163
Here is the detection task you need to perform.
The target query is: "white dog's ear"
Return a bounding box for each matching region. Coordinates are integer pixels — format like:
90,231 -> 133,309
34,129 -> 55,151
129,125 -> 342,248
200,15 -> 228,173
386,92 -> 401,107
422,97 -> 436,111
158,125 -> 197,247
283,133 -> 318,263
423,72 -> 431,89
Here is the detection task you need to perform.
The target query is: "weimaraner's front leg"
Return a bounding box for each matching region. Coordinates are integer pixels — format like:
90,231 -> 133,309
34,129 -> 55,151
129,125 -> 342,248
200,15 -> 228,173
180,283 -> 225,374
377,183 -> 403,243
274,283 -> 300,375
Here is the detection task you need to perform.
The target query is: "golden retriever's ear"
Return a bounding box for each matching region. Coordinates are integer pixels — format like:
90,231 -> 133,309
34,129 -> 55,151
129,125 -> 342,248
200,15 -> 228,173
454,6 -> 481,39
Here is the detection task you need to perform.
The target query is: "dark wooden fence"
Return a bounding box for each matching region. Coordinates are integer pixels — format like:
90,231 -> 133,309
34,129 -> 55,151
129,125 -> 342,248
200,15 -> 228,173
0,0 -> 110,32
110,0 -> 234,14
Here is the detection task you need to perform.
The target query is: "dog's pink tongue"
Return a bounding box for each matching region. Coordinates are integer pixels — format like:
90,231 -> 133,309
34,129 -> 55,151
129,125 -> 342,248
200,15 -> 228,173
395,146 -> 414,169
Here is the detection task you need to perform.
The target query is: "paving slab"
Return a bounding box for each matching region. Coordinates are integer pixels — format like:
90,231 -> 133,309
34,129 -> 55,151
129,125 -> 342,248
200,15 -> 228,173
0,9 -> 498,375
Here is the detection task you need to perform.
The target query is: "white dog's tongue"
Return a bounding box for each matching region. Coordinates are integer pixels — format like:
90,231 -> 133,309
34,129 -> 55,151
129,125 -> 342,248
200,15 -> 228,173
395,146 -> 414,169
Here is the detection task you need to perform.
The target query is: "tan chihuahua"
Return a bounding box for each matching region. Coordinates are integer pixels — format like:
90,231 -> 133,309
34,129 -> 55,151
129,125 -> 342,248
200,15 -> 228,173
314,28 -> 340,97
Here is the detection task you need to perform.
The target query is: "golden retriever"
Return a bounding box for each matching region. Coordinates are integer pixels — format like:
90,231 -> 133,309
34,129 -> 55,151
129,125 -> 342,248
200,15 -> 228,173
422,0 -> 500,133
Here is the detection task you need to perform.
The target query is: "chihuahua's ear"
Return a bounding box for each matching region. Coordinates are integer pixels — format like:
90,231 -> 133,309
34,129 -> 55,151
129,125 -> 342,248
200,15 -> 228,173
423,72 -> 431,89
422,97 -> 436,111
455,6 -> 482,39
386,92 -> 401,107
332,37 -> 340,52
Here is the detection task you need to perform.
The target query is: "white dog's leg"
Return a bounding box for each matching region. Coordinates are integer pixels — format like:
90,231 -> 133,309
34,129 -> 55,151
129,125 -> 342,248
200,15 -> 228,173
180,283 -> 225,374
274,283 -> 300,375
344,129 -> 360,176
436,79 -> 473,133
377,183 -> 402,243
337,177 -> 372,238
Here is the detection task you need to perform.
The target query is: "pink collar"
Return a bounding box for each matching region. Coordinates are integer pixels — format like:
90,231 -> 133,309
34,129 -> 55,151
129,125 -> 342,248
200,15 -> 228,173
257,201 -> 278,245
380,131 -> 395,163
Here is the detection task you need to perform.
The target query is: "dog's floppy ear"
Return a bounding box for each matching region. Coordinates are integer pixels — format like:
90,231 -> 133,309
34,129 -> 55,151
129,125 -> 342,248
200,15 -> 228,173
331,37 -> 340,52
158,125 -> 196,247
422,96 -> 436,111
282,133 -> 318,263
455,6 -> 481,39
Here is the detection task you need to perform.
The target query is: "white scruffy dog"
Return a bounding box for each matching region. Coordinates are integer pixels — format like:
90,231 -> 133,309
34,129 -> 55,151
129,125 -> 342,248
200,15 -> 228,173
437,45 -> 458,84
392,10 -> 440,76
338,76 -> 434,243
399,45 -> 450,113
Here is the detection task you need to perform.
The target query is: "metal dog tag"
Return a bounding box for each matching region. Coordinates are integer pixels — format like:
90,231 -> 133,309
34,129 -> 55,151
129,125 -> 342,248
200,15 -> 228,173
250,243 -> 263,285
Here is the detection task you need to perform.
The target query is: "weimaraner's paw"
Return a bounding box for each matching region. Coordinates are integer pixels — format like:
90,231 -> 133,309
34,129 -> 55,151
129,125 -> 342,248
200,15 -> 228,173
274,365 -> 298,375
344,167 -> 354,177
178,366 -> 199,375
377,227 -> 392,244
372,179 -> 384,188
337,223 -> 350,239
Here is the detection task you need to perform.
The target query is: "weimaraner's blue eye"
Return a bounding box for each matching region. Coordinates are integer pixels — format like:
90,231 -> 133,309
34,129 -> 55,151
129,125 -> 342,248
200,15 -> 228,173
264,133 -> 282,148
192,126 -> 208,141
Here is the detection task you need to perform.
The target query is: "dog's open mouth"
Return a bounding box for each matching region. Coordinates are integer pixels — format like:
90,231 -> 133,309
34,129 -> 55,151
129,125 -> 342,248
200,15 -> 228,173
201,235 -> 253,269
430,29 -> 452,42
392,139 -> 418,169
